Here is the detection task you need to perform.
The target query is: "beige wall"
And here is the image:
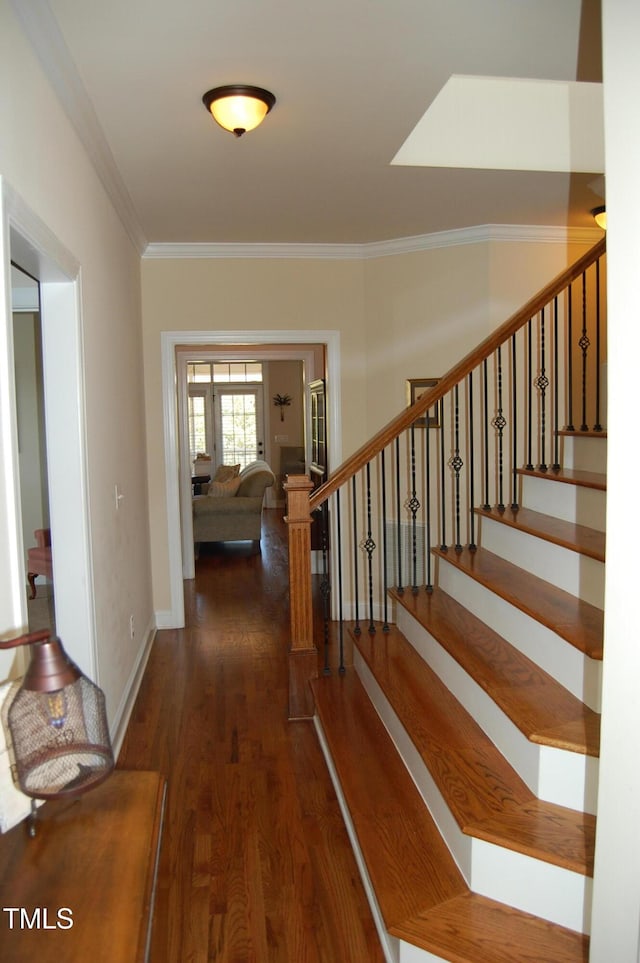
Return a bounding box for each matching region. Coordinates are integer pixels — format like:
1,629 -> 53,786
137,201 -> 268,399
141,238 -> 597,618
0,0 -> 153,724
363,245 -> 491,436
141,256 -> 366,612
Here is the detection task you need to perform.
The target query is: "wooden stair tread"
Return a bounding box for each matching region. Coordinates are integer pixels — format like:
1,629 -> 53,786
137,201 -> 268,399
557,429 -> 607,439
517,467 -> 606,491
433,546 -> 603,660
395,892 -> 588,963
475,506 -> 605,562
353,625 -> 595,875
390,587 -> 600,756
313,672 -> 588,962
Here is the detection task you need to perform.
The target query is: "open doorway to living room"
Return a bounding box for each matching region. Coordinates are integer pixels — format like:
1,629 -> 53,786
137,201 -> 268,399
159,330 -> 341,624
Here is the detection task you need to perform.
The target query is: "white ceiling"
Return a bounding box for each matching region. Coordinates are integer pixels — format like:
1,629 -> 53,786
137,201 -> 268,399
23,0 -> 604,247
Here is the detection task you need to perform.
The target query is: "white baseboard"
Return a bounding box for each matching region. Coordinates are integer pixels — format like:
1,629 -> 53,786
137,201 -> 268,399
110,617 -> 156,759
155,609 -> 179,629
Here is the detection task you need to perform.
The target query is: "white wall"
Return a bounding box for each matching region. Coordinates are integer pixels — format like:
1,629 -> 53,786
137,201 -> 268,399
0,0 -> 153,735
590,1 -> 640,959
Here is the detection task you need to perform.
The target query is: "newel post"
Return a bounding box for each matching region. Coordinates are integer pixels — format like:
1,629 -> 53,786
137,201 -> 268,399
284,474 -> 317,720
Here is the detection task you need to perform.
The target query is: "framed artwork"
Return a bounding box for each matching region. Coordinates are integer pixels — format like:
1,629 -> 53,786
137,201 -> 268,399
406,378 -> 440,428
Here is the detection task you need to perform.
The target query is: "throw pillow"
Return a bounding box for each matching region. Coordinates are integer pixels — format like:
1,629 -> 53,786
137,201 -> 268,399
206,475 -> 243,498
213,464 -> 241,483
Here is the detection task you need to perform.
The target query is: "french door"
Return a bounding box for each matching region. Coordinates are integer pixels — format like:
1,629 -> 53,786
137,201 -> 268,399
213,387 -> 264,469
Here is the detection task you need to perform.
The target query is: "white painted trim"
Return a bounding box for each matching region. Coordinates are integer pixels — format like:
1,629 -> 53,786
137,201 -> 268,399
1,178 -> 98,680
314,715 -> 400,963
160,329 -> 342,626
176,345 -> 318,580
154,609 -> 176,630
143,225 -> 602,261
109,620 -> 156,759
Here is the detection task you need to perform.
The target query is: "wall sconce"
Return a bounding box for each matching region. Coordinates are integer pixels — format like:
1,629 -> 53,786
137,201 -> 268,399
202,84 -> 276,137
273,393 -> 292,422
591,205 -> 607,230
0,630 -> 114,832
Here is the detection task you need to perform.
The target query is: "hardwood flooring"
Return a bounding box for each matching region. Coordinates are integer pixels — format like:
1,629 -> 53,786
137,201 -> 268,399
117,510 -> 384,963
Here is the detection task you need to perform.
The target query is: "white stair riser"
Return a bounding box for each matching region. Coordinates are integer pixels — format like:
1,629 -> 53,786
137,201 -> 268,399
354,651 -> 590,933
400,941 -> 447,963
472,841 -> 592,935
478,515 -> 604,609
396,607 -> 598,814
437,560 -> 602,712
562,435 -> 607,474
520,474 -> 606,531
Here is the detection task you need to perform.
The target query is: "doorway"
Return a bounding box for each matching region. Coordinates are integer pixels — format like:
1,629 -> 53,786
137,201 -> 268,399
1,181 -> 97,678
160,330 -> 341,622
11,265 -> 54,634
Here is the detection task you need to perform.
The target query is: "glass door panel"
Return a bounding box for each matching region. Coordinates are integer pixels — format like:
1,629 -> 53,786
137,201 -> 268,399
214,387 -> 264,469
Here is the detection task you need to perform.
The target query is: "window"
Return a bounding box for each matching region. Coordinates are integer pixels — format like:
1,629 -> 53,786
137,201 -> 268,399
187,361 -> 264,468
187,361 -> 263,384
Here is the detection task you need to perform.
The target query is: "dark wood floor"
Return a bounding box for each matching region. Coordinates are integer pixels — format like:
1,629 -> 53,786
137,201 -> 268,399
118,510 -> 384,963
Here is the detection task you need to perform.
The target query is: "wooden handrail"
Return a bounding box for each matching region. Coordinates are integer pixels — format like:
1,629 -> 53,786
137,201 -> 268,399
310,237 -> 606,513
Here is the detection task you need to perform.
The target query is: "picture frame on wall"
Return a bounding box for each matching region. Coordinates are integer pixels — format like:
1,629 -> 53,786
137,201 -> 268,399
406,378 -> 440,428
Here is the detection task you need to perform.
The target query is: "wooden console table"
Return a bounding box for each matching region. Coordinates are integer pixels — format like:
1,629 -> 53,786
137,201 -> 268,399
0,770 -> 166,962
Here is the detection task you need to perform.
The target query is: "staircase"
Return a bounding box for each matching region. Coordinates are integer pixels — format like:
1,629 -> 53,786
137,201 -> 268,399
285,240 -> 606,962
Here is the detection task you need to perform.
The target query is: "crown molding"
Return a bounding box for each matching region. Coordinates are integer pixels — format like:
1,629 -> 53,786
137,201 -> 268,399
144,225 -> 602,260
10,0 -> 147,255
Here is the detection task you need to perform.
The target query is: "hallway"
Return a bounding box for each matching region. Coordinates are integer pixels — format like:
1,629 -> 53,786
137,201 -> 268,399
118,510 -> 384,962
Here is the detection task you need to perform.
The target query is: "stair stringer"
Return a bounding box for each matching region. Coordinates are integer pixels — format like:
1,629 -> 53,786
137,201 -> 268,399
313,713 -> 448,963
353,649 -> 593,934
395,604 -> 599,814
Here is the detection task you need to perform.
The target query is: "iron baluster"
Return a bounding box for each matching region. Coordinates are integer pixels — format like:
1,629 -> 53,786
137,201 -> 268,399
380,449 -> 390,630
580,269 -> 590,431
482,359 -> 491,509
566,282 -> 575,430
320,501 -> 331,675
335,489 -> 345,673
552,296 -> 561,470
351,475 -> 361,635
594,258 -> 603,432
526,319 -> 534,470
535,307 -> 549,471
362,461 -> 376,635
395,437 -> 403,594
439,397 -> 447,549
511,334 -> 519,509
468,372 -> 477,550
407,425 -> 420,592
492,346 -> 506,511
448,383 -> 463,551
425,405 -> 434,586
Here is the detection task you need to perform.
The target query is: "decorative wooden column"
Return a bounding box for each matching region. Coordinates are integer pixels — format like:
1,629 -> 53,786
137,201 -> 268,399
284,474 -> 317,720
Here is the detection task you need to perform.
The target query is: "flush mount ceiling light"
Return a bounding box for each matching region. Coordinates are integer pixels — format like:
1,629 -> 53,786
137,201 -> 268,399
202,84 -> 276,137
592,205 -> 607,230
